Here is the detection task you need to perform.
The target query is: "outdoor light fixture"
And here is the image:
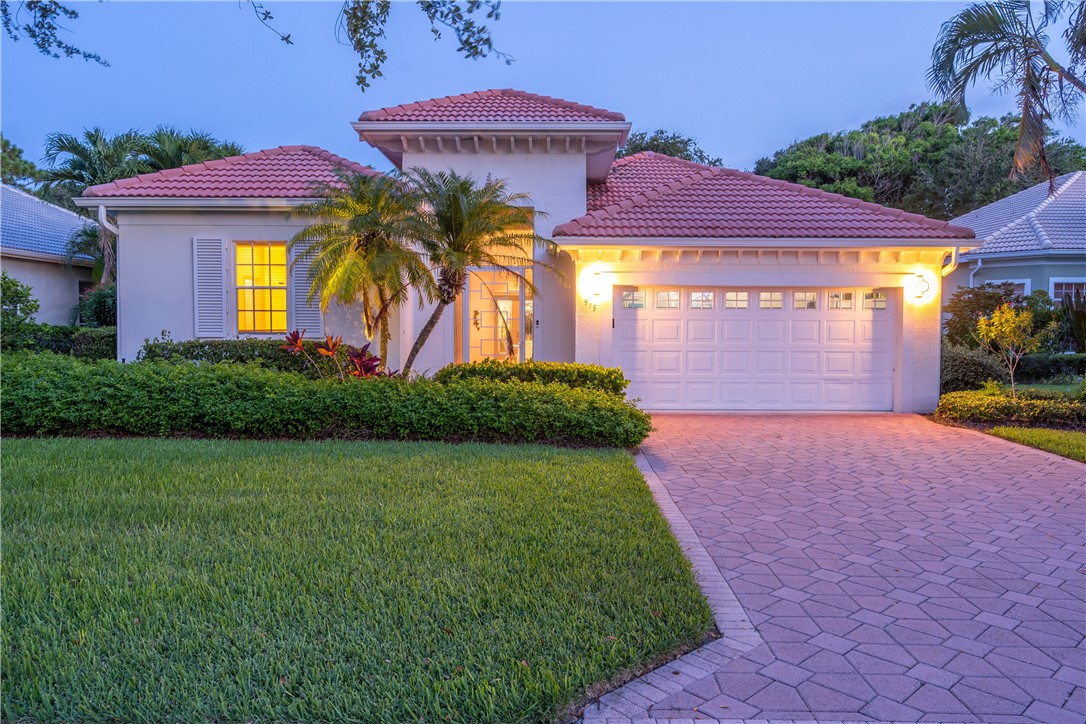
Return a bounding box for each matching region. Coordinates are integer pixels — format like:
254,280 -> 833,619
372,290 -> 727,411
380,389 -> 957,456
578,263 -> 607,309
908,270 -> 937,304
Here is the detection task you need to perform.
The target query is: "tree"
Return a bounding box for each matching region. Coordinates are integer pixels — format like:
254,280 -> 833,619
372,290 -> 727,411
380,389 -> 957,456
1,133 -> 43,189
3,1 -> 511,91
618,129 -> 723,166
0,269 -> 40,350
943,281 -> 1022,346
929,1 -> 1086,185
400,169 -> 550,375
291,172 -> 433,364
974,303 -> 1050,396
143,126 -> 244,171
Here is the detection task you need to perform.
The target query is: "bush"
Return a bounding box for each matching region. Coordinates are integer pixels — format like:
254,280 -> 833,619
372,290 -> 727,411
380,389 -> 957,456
75,283 -> 116,327
1,270 -> 40,350
1,352 -> 653,448
28,326 -> 116,360
941,344 -> 1008,392
1015,353 -> 1086,382
433,358 -> 630,396
139,338 -> 345,379
935,389 -> 1086,425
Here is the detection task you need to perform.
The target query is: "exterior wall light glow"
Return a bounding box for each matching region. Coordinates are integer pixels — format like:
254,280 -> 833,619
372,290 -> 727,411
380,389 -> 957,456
908,270 -> 937,304
578,263 -> 608,310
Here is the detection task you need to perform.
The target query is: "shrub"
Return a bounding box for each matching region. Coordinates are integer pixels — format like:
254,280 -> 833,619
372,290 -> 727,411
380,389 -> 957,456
1016,353 -> 1086,382
75,283 -> 116,327
941,344 -> 1009,392
139,337 -> 345,379
1,270 -> 40,350
434,359 -> 629,396
1,352 -> 652,448
28,325 -> 116,360
935,390 -> 1086,425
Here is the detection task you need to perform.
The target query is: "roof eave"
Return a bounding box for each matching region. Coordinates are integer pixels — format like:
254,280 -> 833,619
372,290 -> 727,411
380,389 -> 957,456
74,197 -> 315,211
553,236 -> 972,250
0,246 -> 94,266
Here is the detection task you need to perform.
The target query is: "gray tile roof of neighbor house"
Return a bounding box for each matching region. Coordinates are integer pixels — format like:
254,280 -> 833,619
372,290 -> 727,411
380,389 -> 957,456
1,184 -> 96,262
952,171 -> 1086,256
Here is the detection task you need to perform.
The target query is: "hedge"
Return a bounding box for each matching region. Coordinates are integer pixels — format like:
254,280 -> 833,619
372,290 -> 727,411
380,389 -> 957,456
935,389 -> 1086,425
1,352 -> 653,448
1016,353 -> 1086,382
28,326 -> 116,360
433,358 -> 629,396
139,338 -> 345,378
941,344 -> 1007,393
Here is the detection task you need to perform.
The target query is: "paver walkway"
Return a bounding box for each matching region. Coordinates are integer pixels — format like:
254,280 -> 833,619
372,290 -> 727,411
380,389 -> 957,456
585,414 -> 1085,723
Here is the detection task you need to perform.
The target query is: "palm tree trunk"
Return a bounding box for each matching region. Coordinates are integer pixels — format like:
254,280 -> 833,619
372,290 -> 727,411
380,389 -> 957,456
379,316 -> 390,368
402,302 -> 448,376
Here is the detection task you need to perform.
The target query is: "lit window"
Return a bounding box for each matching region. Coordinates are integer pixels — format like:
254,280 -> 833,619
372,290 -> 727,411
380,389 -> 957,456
760,291 -> 783,309
829,292 -> 853,310
690,291 -> 714,309
863,291 -> 887,310
794,291 -> 818,310
1053,281 -> 1086,301
236,242 -> 288,333
656,291 -> 680,309
724,291 -> 748,309
621,291 -> 646,309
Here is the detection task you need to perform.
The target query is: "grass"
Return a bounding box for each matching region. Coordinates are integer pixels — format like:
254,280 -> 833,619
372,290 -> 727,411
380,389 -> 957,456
987,426 -> 1086,463
1018,382 -> 1080,393
2,438 -> 713,723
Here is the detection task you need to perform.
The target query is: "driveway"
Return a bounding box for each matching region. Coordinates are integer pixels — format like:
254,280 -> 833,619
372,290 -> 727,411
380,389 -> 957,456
585,414 -> 1085,723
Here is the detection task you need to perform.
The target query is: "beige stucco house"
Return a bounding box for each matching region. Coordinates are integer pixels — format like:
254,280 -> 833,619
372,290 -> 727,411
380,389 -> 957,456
76,89 -> 974,412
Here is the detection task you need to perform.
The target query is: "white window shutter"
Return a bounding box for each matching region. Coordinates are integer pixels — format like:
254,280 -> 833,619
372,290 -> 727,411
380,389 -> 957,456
192,237 -> 226,338
290,247 -> 323,335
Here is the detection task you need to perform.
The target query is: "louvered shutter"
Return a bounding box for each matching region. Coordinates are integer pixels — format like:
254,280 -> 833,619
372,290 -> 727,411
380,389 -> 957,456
192,237 -> 226,338
290,247 -> 323,335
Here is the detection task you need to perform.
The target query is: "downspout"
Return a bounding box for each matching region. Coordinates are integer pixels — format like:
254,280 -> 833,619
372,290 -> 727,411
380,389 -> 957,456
969,257 -> 982,287
97,205 -> 119,236
941,246 -> 960,277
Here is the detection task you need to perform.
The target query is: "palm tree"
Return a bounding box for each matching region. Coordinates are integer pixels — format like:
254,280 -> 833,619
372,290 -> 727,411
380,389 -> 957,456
42,128 -> 149,284
400,168 -> 553,376
143,126 -> 244,171
291,172 -> 432,364
929,1 -> 1086,186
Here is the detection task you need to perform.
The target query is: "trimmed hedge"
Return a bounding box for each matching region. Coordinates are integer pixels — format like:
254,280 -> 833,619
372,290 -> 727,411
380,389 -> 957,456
941,344 -> 1007,393
139,338 -> 345,378
433,358 -> 629,396
1016,353 -> 1086,382
935,389 -> 1086,425
28,326 -> 116,360
1,352 -> 652,448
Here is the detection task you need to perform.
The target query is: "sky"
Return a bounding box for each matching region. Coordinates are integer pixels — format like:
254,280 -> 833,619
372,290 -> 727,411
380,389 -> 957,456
2,1 -> 1082,175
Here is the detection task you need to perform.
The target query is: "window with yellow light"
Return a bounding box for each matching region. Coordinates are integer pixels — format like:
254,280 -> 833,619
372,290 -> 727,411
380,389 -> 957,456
236,242 -> 288,333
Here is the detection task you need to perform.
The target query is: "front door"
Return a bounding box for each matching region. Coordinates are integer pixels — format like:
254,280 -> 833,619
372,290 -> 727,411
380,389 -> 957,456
463,268 -> 534,362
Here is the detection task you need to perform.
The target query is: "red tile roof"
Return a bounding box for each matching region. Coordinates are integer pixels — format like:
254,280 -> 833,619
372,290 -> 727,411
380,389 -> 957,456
82,146 -> 373,199
357,89 -> 625,123
557,152 -> 975,240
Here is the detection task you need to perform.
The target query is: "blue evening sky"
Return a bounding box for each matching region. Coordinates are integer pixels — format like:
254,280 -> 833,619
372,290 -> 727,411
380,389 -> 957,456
3,1 -> 1081,174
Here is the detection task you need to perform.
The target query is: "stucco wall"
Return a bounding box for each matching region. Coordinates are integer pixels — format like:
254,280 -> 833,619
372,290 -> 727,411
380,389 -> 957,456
573,251 -> 946,413
1,255 -> 92,325
114,210 -> 368,361
942,255 -> 1086,306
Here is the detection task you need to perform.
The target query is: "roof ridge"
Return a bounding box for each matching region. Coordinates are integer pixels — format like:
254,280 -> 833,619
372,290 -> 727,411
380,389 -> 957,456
977,172 -> 1082,247
2,183 -> 97,225
357,88 -> 625,122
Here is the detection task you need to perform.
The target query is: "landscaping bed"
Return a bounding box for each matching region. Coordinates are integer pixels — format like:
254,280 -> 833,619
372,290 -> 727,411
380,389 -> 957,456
987,426 -> 1086,463
2,437 -> 714,722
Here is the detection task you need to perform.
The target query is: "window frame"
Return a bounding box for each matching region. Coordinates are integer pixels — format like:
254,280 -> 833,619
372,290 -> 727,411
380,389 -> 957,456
828,291 -> 854,310
655,290 -> 680,310
759,291 -> 784,310
231,240 -> 290,336
1050,278 -> 1086,301
793,291 -> 818,310
621,290 -> 646,309
689,290 -> 715,310
862,291 -> 888,310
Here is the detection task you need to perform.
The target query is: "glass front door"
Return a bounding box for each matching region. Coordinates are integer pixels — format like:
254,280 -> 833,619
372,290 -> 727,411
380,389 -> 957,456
463,268 -> 533,362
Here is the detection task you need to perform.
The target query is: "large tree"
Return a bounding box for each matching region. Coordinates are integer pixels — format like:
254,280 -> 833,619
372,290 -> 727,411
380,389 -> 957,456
618,129 -> 723,166
1,133 -> 42,190
2,1 -> 510,91
929,1 -> 1085,184
753,102 -> 1086,220
143,126 -> 244,171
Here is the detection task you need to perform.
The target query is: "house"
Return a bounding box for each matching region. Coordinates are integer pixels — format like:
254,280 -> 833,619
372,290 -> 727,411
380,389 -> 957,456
943,171 -> 1086,304
2,184 -> 96,325
75,89 -> 974,411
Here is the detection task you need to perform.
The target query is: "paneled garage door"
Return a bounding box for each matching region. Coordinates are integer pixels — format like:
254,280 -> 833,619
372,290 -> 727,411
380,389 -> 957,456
613,286 -> 895,410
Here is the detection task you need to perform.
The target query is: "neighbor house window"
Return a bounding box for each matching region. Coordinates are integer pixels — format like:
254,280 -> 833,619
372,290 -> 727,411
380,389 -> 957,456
622,290 -> 646,309
236,241 -> 288,333
794,291 -> 818,310
724,291 -> 748,309
690,291 -> 714,309
829,292 -> 853,310
863,291 -> 887,310
1053,281 -> 1086,301
759,291 -> 783,309
656,291 -> 680,309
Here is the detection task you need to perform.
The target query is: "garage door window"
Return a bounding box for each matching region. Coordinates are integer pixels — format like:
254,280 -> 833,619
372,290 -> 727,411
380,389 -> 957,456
829,291 -> 854,309
863,291 -> 887,310
690,291 -> 714,309
724,291 -> 748,309
622,290 -> 646,309
794,291 -> 818,310
656,291 -> 680,309
760,291 -> 783,309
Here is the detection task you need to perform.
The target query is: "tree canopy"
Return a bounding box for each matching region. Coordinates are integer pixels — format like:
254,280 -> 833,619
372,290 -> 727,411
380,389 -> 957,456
618,129 -> 723,166
1,133 -> 43,190
753,102 -> 1086,220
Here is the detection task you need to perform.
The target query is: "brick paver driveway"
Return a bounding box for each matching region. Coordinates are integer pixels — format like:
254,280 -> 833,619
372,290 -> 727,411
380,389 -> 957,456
586,414 -> 1085,723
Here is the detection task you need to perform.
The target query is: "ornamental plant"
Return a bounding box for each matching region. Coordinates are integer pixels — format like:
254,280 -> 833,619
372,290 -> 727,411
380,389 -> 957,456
281,329 -> 392,380
974,304 -> 1052,398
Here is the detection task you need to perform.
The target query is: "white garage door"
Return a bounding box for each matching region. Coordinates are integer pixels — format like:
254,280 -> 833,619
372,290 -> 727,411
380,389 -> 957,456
613,286 -> 895,410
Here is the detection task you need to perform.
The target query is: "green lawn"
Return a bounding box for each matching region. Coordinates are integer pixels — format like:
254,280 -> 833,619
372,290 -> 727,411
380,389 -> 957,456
988,426 -> 1086,463
2,438 -> 712,723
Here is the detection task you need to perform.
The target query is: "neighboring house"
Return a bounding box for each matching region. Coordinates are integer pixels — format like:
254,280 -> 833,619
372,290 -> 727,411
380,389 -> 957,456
75,89 -> 974,411
1,184 -> 96,325
943,171 -> 1086,304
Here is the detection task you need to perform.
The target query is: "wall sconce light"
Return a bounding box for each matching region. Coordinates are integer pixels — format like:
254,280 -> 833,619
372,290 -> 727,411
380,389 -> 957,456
578,263 -> 607,310
908,270 -> 937,304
